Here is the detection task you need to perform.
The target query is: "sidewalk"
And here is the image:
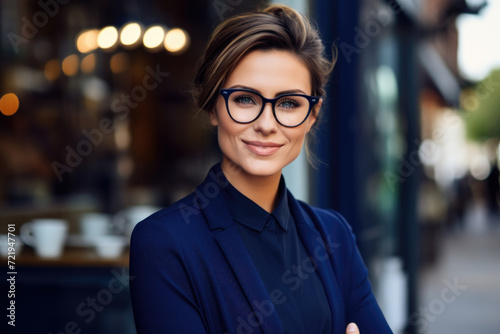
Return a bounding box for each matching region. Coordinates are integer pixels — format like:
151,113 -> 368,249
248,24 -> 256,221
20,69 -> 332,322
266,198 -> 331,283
419,203 -> 500,334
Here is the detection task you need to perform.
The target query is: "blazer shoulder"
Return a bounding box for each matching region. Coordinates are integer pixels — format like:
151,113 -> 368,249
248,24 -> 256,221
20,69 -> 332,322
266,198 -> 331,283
296,200 -> 354,237
131,192 -> 204,242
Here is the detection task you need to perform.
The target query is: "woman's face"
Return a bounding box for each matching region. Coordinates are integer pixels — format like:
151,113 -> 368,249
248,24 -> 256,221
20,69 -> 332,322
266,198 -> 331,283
211,49 -> 321,178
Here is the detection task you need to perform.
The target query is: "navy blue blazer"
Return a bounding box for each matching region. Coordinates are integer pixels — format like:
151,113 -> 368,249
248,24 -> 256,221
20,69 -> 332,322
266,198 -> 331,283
130,165 -> 392,334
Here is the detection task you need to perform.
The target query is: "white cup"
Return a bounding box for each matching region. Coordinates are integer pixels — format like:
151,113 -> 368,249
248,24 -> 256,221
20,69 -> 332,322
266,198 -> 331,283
113,206 -> 159,237
80,213 -> 111,243
92,235 -> 127,258
20,219 -> 67,258
0,234 -> 24,257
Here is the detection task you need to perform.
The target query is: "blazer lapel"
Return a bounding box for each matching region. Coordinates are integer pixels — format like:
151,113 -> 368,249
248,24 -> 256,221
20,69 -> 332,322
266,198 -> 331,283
288,191 -> 346,334
196,167 -> 283,333
214,227 -> 283,333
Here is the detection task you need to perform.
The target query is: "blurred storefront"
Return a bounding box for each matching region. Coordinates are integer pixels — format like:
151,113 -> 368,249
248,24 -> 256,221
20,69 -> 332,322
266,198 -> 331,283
311,0 -> 491,333
0,1 -> 262,333
312,1 -> 418,332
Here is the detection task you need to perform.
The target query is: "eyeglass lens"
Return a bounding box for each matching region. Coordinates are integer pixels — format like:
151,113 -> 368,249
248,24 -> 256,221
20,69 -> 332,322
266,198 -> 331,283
226,90 -> 311,127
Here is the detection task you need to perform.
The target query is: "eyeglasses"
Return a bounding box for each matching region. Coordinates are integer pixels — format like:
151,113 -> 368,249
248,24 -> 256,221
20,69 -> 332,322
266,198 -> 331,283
219,88 -> 320,128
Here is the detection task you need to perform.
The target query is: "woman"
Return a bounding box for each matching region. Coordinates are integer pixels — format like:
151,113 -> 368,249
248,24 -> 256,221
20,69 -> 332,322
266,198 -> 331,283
130,4 -> 392,334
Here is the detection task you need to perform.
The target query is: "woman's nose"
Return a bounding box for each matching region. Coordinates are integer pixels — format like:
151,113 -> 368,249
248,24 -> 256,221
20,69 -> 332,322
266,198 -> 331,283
253,102 -> 278,133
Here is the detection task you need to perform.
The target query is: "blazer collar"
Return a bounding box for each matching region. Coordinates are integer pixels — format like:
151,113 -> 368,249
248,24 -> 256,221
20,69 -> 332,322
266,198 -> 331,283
194,163 -> 235,230
220,165 -> 290,233
287,190 -> 346,334
194,165 -> 281,332
196,164 -> 343,333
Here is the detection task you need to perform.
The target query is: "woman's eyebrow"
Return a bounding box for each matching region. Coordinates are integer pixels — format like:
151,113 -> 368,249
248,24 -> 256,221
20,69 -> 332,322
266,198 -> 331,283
276,89 -> 308,96
227,84 -> 308,96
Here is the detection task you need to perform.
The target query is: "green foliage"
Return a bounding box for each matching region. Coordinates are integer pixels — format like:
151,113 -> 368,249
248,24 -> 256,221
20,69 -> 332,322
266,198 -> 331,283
463,69 -> 500,141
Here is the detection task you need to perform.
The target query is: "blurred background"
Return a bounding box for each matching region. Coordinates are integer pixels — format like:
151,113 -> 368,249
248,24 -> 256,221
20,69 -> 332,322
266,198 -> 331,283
0,0 -> 499,333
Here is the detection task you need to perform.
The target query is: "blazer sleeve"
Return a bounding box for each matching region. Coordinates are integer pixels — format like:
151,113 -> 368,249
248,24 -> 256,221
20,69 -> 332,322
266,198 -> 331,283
129,218 -> 208,334
329,211 -> 393,334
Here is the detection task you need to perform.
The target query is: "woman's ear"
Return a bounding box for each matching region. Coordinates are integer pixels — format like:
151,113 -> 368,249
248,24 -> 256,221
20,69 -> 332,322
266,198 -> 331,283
209,109 -> 218,126
306,98 -> 322,133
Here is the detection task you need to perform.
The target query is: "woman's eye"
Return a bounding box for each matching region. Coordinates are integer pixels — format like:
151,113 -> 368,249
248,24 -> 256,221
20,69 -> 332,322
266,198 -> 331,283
233,95 -> 256,105
278,99 -> 299,109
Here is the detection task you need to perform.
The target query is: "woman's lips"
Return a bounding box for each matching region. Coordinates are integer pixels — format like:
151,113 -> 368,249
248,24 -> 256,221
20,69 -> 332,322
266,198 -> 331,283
243,140 -> 283,156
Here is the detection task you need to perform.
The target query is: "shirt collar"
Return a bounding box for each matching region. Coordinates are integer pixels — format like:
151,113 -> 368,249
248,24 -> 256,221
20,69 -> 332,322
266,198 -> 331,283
217,163 -> 290,233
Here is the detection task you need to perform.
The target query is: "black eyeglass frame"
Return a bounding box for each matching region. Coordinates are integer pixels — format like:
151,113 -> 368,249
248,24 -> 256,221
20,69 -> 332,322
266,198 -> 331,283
219,88 -> 320,128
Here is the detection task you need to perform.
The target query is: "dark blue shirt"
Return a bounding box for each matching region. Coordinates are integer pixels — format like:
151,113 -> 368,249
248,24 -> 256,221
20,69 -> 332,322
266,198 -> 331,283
220,167 -> 332,334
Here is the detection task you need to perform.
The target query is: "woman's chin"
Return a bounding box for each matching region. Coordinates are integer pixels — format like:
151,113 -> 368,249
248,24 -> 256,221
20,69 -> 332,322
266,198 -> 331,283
236,159 -> 286,178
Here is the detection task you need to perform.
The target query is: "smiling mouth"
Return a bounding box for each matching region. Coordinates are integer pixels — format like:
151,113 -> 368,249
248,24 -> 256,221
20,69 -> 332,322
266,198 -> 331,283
242,140 -> 283,156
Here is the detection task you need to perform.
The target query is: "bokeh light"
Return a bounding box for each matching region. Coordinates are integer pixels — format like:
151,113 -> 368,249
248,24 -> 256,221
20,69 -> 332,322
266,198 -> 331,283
457,1 -> 500,80
164,28 -> 189,53
76,29 -> 99,53
81,54 -> 96,74
110,53 -> 129,74
97,26 -> 118,49
120,22 -> 142,47
0,93 -> 20,116
470,155 -> 491,180
44,59 -> 61,81
143,26 -> 165,49
62,54 -> 79,76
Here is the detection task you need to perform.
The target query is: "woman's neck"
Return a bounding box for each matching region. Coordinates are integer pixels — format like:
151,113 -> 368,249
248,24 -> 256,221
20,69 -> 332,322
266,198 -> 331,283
221,158 -> 282,213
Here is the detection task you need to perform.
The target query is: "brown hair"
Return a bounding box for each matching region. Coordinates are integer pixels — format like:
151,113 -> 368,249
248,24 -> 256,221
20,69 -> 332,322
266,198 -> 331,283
193,4 -> 336,164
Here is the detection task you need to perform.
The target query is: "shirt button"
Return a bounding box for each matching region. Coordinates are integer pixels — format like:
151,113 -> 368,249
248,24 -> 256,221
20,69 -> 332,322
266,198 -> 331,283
264,217 -> 276,231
